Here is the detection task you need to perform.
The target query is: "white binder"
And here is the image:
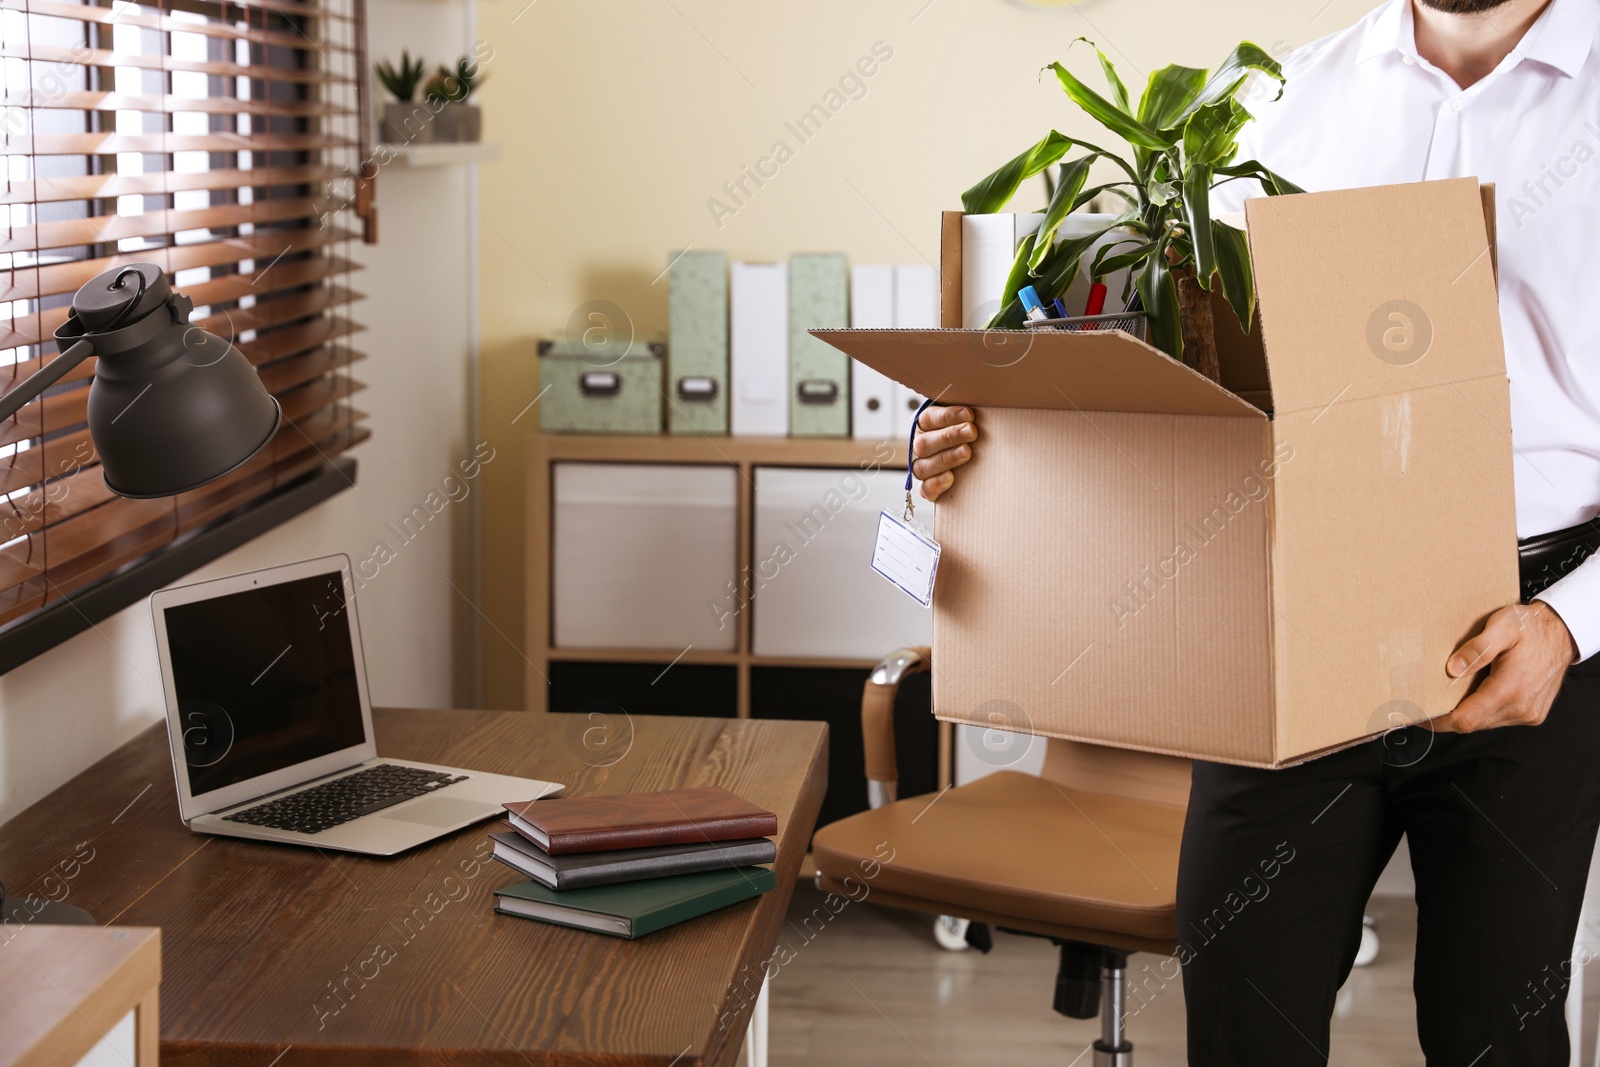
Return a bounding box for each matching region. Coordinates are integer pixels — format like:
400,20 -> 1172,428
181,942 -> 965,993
849,264 -> 896,440
892,263 -> 940,431
730,261 -> 789,437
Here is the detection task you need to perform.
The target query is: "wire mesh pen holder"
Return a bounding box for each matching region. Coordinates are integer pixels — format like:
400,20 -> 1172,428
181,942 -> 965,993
1024,311 -> 1148,343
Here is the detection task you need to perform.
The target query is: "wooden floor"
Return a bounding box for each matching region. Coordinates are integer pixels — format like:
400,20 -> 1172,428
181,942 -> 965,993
739,886 -> 1600,1066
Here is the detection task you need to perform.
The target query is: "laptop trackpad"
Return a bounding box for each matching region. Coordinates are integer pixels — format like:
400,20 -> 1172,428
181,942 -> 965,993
379,796 -> 495,828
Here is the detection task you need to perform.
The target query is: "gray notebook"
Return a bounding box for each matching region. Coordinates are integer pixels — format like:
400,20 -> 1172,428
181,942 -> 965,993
489,829 -> 777,890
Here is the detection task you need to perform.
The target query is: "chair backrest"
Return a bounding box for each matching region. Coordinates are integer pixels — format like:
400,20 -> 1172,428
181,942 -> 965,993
1040,737 -> 1191,809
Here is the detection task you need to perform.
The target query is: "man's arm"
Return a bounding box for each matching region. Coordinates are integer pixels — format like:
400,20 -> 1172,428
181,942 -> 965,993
1533,552 -> 1600,662
1431,567 -> 1583,733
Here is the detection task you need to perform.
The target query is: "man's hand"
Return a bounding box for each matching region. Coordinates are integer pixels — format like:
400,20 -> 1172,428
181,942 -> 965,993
911,406 -> 977,502
1431,602 -> 1578,733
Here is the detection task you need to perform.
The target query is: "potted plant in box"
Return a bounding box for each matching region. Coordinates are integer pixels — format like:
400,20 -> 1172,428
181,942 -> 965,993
425,57 -> 485,143
964,40 -> 1302,382
376,51 -> 431,144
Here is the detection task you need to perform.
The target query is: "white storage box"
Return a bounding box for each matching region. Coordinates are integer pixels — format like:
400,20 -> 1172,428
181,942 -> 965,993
751,465 -> 932,659
553,463 -> 738,651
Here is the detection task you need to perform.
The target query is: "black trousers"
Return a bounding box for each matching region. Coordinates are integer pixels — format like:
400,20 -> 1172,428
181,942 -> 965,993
1178,654 -> 1600,1066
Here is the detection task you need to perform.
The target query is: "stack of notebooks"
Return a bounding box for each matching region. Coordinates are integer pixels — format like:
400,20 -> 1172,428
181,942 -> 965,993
490,786 -> 779,939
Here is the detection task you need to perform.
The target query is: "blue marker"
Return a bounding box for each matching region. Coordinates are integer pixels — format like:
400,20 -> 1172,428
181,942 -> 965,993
1019,285 -> 1050,323
1053,297 -> 1070,318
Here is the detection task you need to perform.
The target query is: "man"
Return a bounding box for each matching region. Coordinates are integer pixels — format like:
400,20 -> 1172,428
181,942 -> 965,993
913,0 -> 1600,1062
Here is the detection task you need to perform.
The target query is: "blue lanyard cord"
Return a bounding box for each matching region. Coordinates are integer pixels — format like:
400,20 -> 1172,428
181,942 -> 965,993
905,396 -> 938,492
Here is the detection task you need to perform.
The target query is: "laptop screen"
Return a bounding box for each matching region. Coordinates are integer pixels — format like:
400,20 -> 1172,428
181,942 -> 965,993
162,569 -> 367,797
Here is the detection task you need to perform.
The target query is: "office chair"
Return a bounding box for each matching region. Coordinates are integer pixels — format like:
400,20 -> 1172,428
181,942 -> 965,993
812,647 -> 1190,1065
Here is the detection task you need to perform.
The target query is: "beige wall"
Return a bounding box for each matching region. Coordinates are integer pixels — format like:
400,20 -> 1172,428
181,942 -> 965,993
473,0 -> 1379,707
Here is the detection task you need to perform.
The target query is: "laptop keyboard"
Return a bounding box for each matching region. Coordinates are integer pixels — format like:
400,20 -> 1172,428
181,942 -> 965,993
222,764 -> 469,835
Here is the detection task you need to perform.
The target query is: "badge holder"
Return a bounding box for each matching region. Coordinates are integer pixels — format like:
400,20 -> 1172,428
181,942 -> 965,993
870,398 -> 943,607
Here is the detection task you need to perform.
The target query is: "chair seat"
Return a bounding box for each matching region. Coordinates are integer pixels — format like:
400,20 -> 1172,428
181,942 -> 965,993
813,770 -> 1184,943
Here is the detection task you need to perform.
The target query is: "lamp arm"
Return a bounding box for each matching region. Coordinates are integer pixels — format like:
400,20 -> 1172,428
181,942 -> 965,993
0,339 -> 95,423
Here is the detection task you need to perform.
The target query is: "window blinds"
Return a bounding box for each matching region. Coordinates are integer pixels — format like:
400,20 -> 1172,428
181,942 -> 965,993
0,0 -> 367,630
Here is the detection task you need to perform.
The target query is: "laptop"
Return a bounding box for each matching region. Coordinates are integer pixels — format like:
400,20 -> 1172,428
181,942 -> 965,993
150,554 -> 563,856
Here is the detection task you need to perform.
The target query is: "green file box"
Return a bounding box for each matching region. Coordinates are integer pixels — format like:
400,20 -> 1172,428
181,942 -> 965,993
538,339 -> 664,435
787,253 -> 850,438
667,250 -> 728,435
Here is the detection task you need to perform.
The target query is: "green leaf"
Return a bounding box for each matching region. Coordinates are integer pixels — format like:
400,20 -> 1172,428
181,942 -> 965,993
962,130 -> 1072,214
1034,212 -> 1138,296
1028,155 -> 1096,271
1212,220 -> 1255,332
1076,182 -> 1140,212
1137,240 -> 1182,360
1073,37 -> 1131,114
1182,97 -> 1251,167
1172,41 -> 1285,128
1138,64 -> 1208,133
1215,159 -> 1305,196
1147,179 -> 1179,206
999,232 -> 1040,323
1047,62 -> 1172,150
1183,163 -> 1215,290
1090,237 -> 1158,279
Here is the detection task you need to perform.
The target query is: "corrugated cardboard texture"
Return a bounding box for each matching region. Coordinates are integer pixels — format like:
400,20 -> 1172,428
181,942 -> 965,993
1246,177 -> 1503,416
934,407 -> 1275,763
940,211 -> 963,330
1269,374 -> 1518,758
812,179 -> 1517,767
1249,178 -> 1517,760
811,329 -> 1262,419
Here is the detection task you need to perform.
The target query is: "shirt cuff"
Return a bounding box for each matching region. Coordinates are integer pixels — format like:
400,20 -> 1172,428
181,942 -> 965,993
1533,554 -> 1600,663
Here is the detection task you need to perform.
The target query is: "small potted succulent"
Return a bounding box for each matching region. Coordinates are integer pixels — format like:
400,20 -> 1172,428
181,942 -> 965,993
375,51 -> 431,144
425,57 -> 484,143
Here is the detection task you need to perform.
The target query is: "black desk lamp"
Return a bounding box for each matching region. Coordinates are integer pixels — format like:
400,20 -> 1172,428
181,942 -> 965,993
0,263 -> 280,924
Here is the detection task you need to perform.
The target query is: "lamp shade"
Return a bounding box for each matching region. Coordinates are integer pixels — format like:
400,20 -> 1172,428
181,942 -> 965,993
53,264 -> 281,498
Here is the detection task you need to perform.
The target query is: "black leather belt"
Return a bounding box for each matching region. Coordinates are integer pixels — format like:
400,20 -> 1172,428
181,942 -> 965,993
1520,519 -> 1600,601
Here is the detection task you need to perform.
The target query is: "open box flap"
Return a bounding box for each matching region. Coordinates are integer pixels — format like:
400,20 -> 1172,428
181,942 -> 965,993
1244,177 -> 1505,417
812,328 -> 1264,419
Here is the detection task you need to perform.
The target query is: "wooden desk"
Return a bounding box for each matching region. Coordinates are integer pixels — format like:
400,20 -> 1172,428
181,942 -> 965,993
0,926 -> 160,1067
0,708 -> 828,1066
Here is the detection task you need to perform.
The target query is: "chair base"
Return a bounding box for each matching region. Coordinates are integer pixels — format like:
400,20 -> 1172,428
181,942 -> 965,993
815,874 -> 1177,956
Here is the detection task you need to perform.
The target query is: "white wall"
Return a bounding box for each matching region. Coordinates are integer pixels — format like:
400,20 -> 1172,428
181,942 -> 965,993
0,0 -> 480,826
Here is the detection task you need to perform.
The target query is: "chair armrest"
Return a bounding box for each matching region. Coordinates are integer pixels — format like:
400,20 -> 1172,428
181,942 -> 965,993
861,646 -> 931,808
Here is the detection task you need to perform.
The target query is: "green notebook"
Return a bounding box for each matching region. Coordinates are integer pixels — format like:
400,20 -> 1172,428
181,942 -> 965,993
494,866 -> 775,939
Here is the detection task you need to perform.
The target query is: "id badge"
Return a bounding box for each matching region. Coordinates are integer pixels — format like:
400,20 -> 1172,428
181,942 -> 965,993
871,509 -> 941,607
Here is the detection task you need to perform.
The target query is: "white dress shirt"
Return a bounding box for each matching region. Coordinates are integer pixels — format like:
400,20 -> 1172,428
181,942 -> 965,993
1212,0 -> 1600,660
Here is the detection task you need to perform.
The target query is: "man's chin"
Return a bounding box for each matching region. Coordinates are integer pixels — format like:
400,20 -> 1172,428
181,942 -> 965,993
1415,0 -> 1515,12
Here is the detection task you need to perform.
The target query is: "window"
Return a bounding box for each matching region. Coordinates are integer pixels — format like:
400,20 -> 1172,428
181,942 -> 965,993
0,0 -> 367,631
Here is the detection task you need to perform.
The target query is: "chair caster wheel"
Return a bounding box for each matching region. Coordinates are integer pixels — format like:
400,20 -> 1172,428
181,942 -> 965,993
933,914 -> 970,951
1354,917 -> 1379,967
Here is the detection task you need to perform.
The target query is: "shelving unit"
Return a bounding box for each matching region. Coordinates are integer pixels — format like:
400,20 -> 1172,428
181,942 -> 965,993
374,142 -> 501,167
524,431 -> 953,823
525,433 -> 913,708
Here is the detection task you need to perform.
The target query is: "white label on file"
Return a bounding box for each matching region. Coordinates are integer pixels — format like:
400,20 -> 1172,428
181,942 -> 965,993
871,509 -> 941,607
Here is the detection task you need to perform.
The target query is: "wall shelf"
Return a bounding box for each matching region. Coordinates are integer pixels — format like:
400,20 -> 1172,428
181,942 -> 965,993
375,142 -> 501,167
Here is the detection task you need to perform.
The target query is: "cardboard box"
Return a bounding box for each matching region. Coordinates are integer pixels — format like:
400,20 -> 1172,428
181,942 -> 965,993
816,178 -> 1519,767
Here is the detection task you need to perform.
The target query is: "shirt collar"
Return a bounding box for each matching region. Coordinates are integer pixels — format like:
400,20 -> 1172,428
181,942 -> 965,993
1356,0 -> 1600,79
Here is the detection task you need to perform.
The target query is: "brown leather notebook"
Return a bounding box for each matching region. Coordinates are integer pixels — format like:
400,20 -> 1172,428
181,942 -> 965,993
502,787 -> 778,855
